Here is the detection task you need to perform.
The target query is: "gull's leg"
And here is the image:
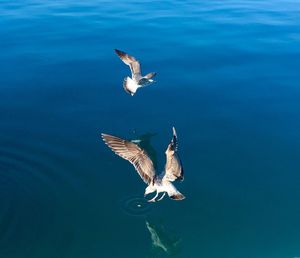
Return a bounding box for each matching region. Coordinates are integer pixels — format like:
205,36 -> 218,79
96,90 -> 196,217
147,192 -> 159,202
156,192 -> 166,202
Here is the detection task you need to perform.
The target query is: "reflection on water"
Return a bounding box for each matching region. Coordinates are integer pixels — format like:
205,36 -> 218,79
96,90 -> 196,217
146,220 -> 181,256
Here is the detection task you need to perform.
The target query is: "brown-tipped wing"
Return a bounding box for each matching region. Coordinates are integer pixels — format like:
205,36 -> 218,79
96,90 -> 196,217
144,72 -> 156,79
164,127 -> 184,182
101,133 -> 156,184
114,49 -> 141,80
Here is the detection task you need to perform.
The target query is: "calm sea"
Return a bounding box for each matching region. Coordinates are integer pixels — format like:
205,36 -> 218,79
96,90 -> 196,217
1,1 -> 300,257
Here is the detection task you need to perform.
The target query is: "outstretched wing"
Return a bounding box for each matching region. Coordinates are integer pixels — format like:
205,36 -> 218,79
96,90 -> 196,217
144,72 -> 156,79
101,133 -> 156,184
114,49 -> 142,80
164,127 -> 184,182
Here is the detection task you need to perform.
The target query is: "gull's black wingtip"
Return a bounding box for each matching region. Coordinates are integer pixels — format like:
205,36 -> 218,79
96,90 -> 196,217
114,49 -> 124,55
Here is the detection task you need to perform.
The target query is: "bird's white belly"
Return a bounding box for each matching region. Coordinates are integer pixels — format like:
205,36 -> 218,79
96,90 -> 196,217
126,77 -> 139,93
155,182 -> 173,193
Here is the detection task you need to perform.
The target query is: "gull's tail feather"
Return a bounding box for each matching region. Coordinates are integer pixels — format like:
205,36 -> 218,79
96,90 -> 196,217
165,183 -> 185,201
169,192 -> 185,201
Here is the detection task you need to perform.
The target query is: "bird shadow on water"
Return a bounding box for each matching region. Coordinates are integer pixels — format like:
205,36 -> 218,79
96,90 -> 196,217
118,195 -> 182,257
117,198 -> 182,258
117,131 -> 182,256
145,219 -> 182,257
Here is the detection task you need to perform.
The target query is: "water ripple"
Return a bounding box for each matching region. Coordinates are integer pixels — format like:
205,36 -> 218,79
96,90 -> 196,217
0,143 -> 72,256
120,196 -> 152,216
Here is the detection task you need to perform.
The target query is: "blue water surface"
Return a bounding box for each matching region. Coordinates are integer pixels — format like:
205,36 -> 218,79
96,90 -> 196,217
1,1 -> 300,257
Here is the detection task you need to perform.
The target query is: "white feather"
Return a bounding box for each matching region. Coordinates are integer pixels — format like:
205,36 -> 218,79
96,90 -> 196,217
125,77 -> 139,95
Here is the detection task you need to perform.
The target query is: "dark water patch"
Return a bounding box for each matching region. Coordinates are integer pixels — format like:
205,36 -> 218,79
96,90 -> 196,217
0,142 -> 83,258
0,158 -> 52,256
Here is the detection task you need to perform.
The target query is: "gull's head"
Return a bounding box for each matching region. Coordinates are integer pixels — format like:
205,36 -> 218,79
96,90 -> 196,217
139,78 -> 155,86
165,144 -> 175,156
144,185 -> 156,196
143,79 -> 154,85
147,79 -> 156,85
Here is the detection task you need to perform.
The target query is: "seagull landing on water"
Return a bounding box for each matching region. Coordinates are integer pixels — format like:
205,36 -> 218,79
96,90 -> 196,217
101,127 -> 185,202
114,49 -> 156,96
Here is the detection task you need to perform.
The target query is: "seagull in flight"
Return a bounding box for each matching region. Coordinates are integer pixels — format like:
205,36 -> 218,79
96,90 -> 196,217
101,127 -> 185,202
114,49 -> 156,96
